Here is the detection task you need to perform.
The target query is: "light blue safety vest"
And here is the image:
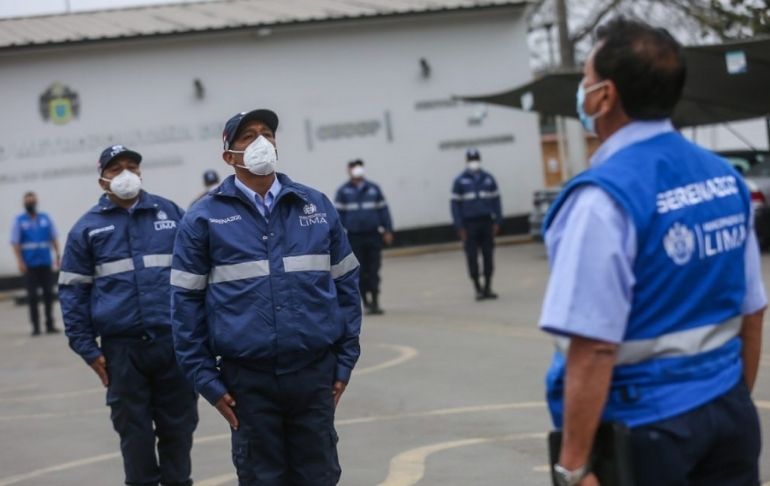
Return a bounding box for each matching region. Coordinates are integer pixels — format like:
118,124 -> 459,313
543,132 -> 750,427
14,212 -> 55,267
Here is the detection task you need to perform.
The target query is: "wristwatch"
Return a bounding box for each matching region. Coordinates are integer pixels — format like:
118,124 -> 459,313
552,463 -> 589,486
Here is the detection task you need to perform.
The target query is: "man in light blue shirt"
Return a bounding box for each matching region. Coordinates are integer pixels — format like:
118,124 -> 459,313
540,18 -> 765,486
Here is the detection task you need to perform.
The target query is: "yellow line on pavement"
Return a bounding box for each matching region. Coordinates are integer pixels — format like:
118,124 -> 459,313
377,432 -> 545,486
355,344 -> 418,376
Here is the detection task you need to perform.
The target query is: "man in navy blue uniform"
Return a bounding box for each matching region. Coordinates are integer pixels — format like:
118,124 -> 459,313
10,191 -> 61,335
335,159 -> 393,315
540,19 -> 765,486
170,109 -> 362,485
59,145 -> 198,486
451,148 -> 502,301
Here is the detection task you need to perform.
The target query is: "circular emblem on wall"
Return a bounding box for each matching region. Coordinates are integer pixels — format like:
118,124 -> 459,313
39,82 -> 80,125
663,222 -> 695,265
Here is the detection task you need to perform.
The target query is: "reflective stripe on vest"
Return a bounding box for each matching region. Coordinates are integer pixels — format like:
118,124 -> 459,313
555,316 -> 741,365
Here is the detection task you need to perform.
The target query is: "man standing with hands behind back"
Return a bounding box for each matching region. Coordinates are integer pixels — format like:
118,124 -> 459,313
540,18 -> 765,486
171,109 -> 362,485
10,191 -> 61,336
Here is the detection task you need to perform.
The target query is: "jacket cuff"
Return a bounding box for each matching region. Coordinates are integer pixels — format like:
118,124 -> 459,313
335,364 -> 352,384
80,347 -> 102,365
199,377 -> 228,405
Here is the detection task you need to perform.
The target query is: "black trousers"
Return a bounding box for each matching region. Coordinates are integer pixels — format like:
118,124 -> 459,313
462,217 -> 494,281
25,265 -> 55,331
101,336 -> 198,486
629,380 -> 760,485
222,352 -> 341,486
348,232 -> 382,297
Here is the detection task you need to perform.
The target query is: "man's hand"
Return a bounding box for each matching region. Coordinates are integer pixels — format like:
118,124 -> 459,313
457,229 -> 467,242
382,232 -> 394,246
332,381 -> 347,407
215,393 -> 239,430
54,254 -> 61,271
17,261 -> 27,275
89,355 -> 109,387
493,224 -> 501,236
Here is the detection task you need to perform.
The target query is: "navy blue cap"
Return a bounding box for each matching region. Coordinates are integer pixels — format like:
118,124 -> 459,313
203,169 -> 219,185
98,144 -> 142,173
466,148 -> 481,161
222,109 -> 279,150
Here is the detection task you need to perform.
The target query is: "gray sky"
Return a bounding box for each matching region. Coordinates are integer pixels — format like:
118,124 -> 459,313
0,0 -> 208,18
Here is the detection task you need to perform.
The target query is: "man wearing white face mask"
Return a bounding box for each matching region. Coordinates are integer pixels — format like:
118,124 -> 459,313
335,159 -> 394,315
171,109 -> 362,485
451,148 -> 503,301
59,144 -> 198,486
540,18 -> 764,486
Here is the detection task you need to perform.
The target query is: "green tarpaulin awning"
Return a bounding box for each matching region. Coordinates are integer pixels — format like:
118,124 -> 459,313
460,37 -> 770,127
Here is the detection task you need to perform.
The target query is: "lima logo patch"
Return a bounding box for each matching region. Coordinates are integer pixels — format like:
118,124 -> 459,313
154,210 -> 176,231
663,222 -> 695,265
303,203 -> 317,215
299,203 -> 327,227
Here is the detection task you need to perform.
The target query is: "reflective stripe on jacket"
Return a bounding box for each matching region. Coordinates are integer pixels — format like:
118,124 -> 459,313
170,173 -> 362,404
58,191 -> 184,363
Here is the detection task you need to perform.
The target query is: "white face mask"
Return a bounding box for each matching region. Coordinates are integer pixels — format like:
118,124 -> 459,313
467,161 -> 481,172
350,166 -> 365,178
229,135 -> 277,175
102,170 -> 142,200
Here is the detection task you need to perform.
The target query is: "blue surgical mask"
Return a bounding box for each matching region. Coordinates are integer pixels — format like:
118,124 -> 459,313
576,80 -> 608,134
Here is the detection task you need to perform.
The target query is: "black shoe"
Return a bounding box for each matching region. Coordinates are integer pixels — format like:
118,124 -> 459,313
367,305 -> 385,315
475,291 -> 486,301
46,327 -> 61,334
31,329 -> 42,337
483,289 -> 498,299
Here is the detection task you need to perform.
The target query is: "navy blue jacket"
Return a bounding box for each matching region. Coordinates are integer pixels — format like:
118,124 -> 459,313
334,179 -> 393,234
58,192 -> 184,364
450,169 -> 503,229
170,174 -> 362,405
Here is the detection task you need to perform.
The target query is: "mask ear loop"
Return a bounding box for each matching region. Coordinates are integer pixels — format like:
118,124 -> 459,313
583,80 -> 610,119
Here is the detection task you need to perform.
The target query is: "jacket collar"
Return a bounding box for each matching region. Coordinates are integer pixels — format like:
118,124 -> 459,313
93,190 -> 157,213
214,173 -> 309,205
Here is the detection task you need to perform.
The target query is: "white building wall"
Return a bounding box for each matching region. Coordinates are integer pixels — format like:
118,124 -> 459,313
0,8 -> 542,275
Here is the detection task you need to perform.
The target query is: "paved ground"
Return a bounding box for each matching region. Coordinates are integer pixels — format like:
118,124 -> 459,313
0,242 -> 768,485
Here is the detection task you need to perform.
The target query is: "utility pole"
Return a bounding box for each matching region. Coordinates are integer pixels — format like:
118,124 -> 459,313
555,0 -> 575,69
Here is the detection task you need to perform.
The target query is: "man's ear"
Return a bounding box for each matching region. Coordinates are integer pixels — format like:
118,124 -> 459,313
222,151 -> 234,165
98,177 -> 109,191
604,80 -> 621,114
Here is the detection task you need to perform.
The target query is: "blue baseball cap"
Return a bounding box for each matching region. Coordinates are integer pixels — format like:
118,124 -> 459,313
98,144 -> 142,173
222,109 -> 279,150
466,148 -> 481,161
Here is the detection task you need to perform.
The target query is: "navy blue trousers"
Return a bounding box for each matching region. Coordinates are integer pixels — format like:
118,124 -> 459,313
24,265 -> 54,331
348,232 -> 382,297
630,380 -> 761,486
222,351 -> 341,486
462,216 -> 494,280
102,335 -> 198,486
